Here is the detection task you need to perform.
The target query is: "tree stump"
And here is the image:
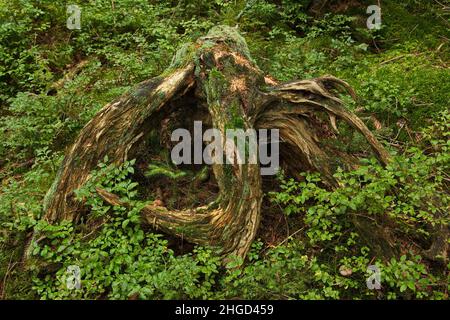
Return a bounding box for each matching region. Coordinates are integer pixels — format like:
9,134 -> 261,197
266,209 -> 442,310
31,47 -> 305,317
42,26 -> 389,262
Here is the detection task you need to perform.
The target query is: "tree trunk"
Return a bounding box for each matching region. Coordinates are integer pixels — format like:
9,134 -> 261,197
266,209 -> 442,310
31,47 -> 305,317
42,25 -> 390,262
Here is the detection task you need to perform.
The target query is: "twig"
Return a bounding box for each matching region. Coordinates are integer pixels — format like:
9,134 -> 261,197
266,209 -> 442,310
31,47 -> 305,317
380,55 -> 405,65
275,227 -> 305,248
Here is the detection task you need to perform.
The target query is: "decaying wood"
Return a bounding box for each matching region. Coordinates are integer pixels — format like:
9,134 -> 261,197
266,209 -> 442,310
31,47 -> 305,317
42,26 -> 392,262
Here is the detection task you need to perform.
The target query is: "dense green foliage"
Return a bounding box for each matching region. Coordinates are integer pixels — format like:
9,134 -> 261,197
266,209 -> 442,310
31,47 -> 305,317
0,0 -> 448,299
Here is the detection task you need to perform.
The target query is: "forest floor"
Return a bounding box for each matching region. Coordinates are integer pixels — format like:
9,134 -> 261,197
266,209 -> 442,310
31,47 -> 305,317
0,0 -> 448,300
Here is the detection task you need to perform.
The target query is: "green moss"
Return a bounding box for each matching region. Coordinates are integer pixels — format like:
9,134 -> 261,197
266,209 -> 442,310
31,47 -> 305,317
227,100 -> 245,129
382,1 -> 449,49
204,67 -> 228,109
202,25 -> 255,63
167,42 -> 198,72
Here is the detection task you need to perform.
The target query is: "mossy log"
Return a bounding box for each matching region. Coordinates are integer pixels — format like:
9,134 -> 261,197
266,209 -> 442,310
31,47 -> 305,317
42,26 -> 390,262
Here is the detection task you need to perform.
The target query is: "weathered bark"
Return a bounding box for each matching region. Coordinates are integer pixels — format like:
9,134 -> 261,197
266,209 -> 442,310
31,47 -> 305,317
42,26 -> 391,262
43,64 -> 196,222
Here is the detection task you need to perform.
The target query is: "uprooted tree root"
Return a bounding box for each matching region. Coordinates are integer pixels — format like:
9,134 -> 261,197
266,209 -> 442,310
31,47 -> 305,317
40,26 -> 393,263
